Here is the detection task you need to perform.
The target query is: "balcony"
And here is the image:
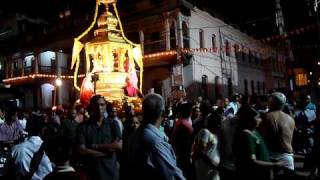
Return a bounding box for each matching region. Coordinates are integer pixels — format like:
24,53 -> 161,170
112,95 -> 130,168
144,37 -> 177,54
9,65 -> 72,78
24,67 -> 33,75
39,66 -> 71,75
144,39 -> 166,54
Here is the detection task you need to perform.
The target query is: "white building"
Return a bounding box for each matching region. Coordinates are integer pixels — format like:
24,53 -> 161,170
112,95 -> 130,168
122,0 -> 286,100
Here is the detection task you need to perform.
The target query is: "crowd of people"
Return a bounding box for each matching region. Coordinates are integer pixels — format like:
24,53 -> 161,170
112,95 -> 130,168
0,91 -> 318,180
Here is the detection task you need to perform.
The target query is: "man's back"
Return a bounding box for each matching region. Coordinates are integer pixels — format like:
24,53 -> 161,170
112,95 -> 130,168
128,124 -> 185,180
260,110 -> 295,153
10,136 -> 52,179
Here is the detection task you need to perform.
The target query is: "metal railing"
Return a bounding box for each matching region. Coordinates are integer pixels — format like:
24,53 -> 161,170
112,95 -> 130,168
9,65 -> 72,78
144,39 -> 166,54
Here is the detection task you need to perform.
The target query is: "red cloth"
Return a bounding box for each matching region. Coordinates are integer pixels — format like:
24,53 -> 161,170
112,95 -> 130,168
124,59 -> 129,72
126,85 -> 138,97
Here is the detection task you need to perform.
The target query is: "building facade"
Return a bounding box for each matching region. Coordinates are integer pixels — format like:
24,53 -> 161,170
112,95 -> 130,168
121,0 -> 287,101
0,0 -> 288,108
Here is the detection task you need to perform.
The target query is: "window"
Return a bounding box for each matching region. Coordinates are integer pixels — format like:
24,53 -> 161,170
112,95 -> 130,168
254,52 -> 259,65
295,73 -> 308,86
244,79 -> 248,95
251,80 -> 255,94
202,75 -> 208,97
276,58 -> 279,72
248,50 -> 252,64
272,57 -> 276,69
257,81 -> 261,94
225,40 -> 230,56
212,34 -> 217,50
234,44 -> 241,60
182,22 -> 190,48
51,58 -> 56,72
170,22 -> 176,49
199,29 -> 204,48
242,46 -> 246,62
228,78 -> 233,98
14,61 -> 18,69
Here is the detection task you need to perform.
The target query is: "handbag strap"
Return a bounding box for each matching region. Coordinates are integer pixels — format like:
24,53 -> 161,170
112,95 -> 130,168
23,142 -> 46,180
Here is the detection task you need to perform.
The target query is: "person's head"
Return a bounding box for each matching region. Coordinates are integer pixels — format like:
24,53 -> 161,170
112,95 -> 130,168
88,95 -> 107,120
126,77 -> 132,86
240,95 -> 249,105
224,97 -> 229,107
26,115 -> 45,136
142,93 -> 165,124
215,99 -> 224,108
70,109 -> 77,119
195,107 -> 201,118
125,104 -> 135,119
132,116 -> 141,130
230,94 -> 239,103
179,102 -> 193,119
42,123 -> 72,166
206,110 -> 223,133
4,106 -> 18,124
238,107 -> 260,130
195,129 -> 215,152
304,94 -> 311,104
269,92 -> 286,111
109,106 -> 118,119
75,104 -> 84,114
55,108 -> 64,118
197,96 -> 203,103
17,108 -> 25,120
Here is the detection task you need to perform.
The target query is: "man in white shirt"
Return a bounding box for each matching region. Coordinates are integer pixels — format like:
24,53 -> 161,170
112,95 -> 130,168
8,115 -> 52,180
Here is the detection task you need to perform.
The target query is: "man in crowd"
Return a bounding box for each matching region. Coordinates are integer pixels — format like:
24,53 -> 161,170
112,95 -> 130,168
8,114 -> 52,179
77,95 -> 122,180
171,102 -> 193,179
127,93 -> 185,180
0,106 -> 24,142
259,92 -> 295,171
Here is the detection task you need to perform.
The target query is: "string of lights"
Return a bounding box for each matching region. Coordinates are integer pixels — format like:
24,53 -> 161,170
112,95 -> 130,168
3,74 -> 85,83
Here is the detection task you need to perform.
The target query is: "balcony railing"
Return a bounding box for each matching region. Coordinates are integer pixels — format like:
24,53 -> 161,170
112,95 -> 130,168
144,39 -> 166,54
9,66 -> 72,78
24,66 -> 33,75
39,66 -> 71,75
143,37 -> 177,54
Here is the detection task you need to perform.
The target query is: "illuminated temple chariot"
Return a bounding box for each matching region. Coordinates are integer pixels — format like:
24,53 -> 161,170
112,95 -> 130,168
71,0 -> 143,112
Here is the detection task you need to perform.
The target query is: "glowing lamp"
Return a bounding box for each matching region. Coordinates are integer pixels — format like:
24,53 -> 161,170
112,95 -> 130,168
56,78 -> 62,86
133,46 -> 142,61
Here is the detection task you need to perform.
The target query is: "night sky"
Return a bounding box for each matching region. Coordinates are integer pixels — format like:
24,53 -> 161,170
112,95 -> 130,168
1,0 -> 319,69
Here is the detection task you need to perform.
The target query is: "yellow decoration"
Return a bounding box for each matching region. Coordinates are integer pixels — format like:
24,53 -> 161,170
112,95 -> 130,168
71,0 -> 100,90
71,39 -> 84,69
71,0 -> 144,106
